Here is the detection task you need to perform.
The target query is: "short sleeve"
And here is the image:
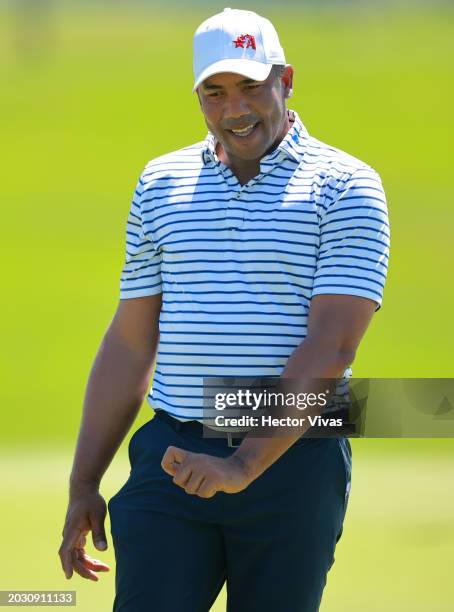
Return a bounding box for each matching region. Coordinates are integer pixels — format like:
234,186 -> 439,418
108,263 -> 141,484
119,173 -> 162,299
312,167 -> 390,311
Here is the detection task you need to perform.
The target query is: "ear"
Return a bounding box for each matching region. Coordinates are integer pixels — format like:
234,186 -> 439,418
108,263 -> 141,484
281,64 -> 294,99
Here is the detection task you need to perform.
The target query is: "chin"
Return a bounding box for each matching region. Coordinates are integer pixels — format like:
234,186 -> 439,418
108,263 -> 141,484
228,143 -> 268,161
230,148 -> 262,160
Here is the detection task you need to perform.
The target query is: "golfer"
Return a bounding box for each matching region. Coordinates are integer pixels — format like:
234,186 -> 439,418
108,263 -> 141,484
59,8 -> 390,611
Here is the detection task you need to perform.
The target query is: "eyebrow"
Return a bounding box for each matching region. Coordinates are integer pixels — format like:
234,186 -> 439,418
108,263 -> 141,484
202,78 -> 257,90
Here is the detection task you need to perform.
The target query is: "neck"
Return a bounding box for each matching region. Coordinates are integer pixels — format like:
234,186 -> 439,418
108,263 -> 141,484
216,110 -> 293,186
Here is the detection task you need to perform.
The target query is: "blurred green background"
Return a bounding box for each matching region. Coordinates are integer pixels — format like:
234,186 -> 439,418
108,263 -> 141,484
1,1 -> 453,610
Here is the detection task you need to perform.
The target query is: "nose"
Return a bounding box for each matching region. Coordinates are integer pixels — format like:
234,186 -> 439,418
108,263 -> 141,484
224,91 -> 251,123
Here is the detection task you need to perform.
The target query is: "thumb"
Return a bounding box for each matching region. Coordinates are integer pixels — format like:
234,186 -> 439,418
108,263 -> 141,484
161,445 -> 187,476
90,516 -> 108,551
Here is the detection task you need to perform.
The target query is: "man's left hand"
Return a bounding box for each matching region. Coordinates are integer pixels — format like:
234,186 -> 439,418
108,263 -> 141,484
161,446 -> 254,498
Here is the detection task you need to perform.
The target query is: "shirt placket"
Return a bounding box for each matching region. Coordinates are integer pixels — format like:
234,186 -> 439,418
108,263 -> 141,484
208,146 -> 287,232
211,160 -> 248,232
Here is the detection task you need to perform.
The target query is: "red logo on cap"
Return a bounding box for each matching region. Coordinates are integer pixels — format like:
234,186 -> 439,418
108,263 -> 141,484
233,34 -> 256,50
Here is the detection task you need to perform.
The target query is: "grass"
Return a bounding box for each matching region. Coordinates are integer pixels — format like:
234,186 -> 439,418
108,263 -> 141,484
1,445 -> 453,611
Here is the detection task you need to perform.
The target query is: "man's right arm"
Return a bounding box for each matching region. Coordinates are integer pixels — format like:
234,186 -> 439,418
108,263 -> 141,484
59,293 -> 161,581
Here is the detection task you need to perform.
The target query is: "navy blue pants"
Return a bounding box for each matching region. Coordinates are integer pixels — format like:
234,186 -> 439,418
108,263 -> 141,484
108,411 -> 352,612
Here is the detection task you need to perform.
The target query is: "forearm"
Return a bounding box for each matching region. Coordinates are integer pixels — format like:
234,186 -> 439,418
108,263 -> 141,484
69,329 -> 158,497
230,337 -> 354,482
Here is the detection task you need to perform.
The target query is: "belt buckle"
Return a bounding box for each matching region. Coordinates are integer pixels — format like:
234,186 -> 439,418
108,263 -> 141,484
226,432 -> 242,448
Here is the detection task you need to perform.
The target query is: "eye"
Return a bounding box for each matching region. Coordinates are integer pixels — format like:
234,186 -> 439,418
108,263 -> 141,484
246,84 -> 261,90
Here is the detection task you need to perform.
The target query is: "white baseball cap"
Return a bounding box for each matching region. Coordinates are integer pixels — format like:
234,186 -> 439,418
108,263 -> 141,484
192,7 -> 286,93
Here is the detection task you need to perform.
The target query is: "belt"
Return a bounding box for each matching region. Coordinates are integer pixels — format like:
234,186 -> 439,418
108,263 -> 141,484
153,409 -> 245,448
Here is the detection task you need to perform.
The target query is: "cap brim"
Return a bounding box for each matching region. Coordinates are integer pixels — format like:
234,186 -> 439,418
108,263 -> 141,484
192,60 -> 273,93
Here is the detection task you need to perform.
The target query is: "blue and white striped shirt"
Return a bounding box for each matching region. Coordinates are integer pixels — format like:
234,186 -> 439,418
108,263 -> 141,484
119,108 -> 390,425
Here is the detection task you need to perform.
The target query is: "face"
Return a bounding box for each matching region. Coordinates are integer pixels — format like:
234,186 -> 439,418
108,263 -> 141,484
197,65 -> 294,163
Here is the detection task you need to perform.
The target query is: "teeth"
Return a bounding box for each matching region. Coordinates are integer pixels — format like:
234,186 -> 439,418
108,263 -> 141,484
231,123 -> 256,136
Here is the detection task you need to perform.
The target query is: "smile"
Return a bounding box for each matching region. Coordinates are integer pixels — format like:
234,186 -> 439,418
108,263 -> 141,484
229,123 -> 259,138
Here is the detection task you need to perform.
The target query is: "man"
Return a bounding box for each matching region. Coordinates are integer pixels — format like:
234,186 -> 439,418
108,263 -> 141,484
59,8 -> 390,611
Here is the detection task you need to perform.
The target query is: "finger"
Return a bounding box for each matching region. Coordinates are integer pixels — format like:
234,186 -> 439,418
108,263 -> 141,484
76,530 -> 88,549
184,472 -> 206,495
72,549 -> 110,581
90,510 -> 108,551
172,464 -> 194,488
77,549 -> 110,572
59,526 -> 83,579
161,445 -> 187,475
196,479 -> 218,499
71,549 -> 99,582
161,446 -> 188,476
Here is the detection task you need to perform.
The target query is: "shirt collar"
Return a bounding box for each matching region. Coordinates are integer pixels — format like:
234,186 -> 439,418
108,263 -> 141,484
201,108 -> 309,167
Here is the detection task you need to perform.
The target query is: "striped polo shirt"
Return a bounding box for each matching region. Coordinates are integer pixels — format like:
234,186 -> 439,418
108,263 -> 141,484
119,108 -> 390,424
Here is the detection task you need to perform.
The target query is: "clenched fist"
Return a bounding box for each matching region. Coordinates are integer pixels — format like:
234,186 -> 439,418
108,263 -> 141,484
161,446 -> 253,498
